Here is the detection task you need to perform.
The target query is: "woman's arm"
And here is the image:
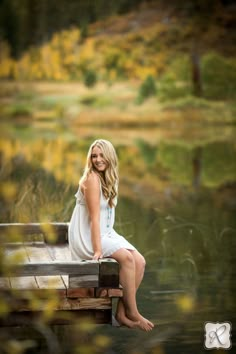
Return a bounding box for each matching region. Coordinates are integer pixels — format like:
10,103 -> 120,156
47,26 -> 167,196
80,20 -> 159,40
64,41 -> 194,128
82,172 -> 102,260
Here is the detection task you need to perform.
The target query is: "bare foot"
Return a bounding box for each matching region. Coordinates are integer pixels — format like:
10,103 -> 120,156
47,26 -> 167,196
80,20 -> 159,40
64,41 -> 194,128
115,313 -> 140,329
115,313 -> 154,332
140,315 -> 155,329
126,311 -> 154,331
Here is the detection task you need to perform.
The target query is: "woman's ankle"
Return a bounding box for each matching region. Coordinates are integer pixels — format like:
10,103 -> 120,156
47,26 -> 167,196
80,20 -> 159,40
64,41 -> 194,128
126,309 -> 140,321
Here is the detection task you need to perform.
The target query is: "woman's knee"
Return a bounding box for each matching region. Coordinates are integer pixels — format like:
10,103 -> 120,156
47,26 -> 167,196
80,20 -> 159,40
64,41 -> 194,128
141,255 -> 146,269
111,248 -> 135,266
134,252 -> 146,270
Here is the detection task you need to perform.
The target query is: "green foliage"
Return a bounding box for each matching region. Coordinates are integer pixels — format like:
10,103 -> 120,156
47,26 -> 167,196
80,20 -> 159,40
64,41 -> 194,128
168,55 -> 192,82
158,72 -> 190,102
158,142 -> 193,185
161,95 -> 212,111
38,95 -> 78,109
83,69 -> 97,88
202,52 -> 236,99
202,142 -> 236,187
79,94 -> 112,108
136,139 -> 158,166
0,0 -> 144,58
154,54 -> 192,101
5,103 -> 32,117
136,75 -> 157,104
104,48 -> 127,80
79,94 -> 97,106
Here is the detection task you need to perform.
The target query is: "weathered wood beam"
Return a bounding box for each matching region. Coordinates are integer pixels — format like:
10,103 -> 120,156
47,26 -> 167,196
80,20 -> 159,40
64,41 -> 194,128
68,259 -> 120,289
0,223 -> 69,244
10,261 -> 100,277
0,309 -> 112,326
99,259 -> 119,288
69,274 -> 98,288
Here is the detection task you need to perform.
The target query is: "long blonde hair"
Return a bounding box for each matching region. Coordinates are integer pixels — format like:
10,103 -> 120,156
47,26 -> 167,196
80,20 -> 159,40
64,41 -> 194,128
79,139 -> 119,207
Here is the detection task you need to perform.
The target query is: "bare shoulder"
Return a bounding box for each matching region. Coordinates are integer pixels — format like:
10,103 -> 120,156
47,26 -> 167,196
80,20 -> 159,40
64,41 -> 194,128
82,171 -> 100,192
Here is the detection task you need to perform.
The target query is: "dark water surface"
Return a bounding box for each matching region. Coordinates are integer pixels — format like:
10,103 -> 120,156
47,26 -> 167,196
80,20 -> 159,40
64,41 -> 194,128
0,119 -> 236,353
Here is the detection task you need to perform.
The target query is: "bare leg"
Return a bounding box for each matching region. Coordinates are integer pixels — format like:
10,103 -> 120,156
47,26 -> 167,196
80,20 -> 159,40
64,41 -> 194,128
114,298 -> 140,328
111,248 -> 154,331
131,250 -> 146,289
115,250 -> 154,329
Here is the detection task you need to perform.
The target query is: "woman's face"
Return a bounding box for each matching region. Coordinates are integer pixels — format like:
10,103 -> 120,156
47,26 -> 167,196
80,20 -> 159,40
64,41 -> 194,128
91,145 -> 107,172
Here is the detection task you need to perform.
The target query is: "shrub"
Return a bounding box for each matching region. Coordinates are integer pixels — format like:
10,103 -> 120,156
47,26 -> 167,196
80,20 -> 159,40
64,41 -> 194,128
157,72 -> 190,102
161,95 -> 212,111
202,52 -> 236,99
6,103 -> 32,117
136,75 -> 157,104
83,69 -> 97,87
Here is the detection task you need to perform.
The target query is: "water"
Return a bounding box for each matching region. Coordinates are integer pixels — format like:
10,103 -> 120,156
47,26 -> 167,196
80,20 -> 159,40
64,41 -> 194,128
0,108 -> 236,353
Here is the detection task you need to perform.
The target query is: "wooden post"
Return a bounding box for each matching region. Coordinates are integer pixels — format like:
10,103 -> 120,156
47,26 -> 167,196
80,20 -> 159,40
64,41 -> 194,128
99,259 -> 119,288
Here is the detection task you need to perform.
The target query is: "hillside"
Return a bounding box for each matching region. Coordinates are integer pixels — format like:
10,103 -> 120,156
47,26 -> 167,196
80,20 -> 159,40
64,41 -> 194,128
0,1 -> 235,85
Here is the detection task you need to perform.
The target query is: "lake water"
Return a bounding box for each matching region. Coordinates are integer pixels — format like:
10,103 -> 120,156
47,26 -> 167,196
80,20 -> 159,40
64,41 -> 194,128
0,114 -> 236,353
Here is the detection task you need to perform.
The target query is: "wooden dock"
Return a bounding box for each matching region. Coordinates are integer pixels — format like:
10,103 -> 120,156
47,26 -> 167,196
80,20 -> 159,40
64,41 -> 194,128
0,223 -> 122,326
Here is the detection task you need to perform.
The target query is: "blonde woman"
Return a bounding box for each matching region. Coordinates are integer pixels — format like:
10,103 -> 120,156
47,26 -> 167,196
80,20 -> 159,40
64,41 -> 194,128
69,139 -> 154,331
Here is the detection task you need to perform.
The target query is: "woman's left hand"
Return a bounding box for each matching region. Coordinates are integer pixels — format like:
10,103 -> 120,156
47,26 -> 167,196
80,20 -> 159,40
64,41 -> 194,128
93,251 -> 103,260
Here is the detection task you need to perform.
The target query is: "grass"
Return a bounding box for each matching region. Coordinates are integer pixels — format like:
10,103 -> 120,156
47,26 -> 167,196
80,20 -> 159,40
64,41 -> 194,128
3,102 -> 33,118
0,80 -> 235,126
161,95 -> 213,111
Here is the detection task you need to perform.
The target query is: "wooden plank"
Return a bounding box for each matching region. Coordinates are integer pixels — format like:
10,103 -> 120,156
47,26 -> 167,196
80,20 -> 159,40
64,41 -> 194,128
0,277 -> 10,289
48,244 -> 97,297
4,244 -> 39,290
9,276 -> 39,290
99,259 -> 119,288
46,244 -> 71,286
58,298 -> 111,310
108,288 -> 123,298
46,244 -> 71,261
0,290 -> 111,312
24,243 -> 66,293
67,287 -> 95,298
0,309 -> 112,326
95,288 -> 108,297
12,260 -> 100,276
95,287 -> 123,298
69,275 -> 98,288
0,223 -> 69,244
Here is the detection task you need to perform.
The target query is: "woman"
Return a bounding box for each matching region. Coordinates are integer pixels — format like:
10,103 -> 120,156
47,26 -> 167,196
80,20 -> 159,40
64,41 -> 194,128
69,139 -> 154,331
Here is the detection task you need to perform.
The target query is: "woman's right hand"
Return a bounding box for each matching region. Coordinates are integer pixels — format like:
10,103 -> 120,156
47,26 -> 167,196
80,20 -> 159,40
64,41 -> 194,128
93,251 -> 103,260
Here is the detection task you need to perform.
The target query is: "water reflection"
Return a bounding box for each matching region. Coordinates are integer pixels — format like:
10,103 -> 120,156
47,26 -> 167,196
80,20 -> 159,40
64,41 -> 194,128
0,119 -> 236,353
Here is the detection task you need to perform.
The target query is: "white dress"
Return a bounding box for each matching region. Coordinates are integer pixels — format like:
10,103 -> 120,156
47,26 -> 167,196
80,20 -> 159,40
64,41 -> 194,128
68,185 -> 136,260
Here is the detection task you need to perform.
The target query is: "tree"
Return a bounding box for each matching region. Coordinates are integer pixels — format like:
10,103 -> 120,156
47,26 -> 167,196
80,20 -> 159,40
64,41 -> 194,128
158,0 -> 236,96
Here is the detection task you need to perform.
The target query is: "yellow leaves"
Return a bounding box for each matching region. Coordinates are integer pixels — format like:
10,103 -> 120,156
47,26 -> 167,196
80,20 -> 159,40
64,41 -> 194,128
41,293 -> 60,321
135,66 -> 157,81
40,223 -> 57,243
0,182 -> 17,201
150,346 -> 165,354
94,335 -> 111,348
0,136 -> 83,222
175,294 -> 195,313
3,339 -> 35,354
0,40 -> 15,78
5,27 -> 81,81
77,319 -> 96,332
19,289 -> 60,322
0,139 -> 15,163
108,69 -> 117,81
0,13 -> 170,81
0,137 -> 82,192
5,249 -> 27,267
